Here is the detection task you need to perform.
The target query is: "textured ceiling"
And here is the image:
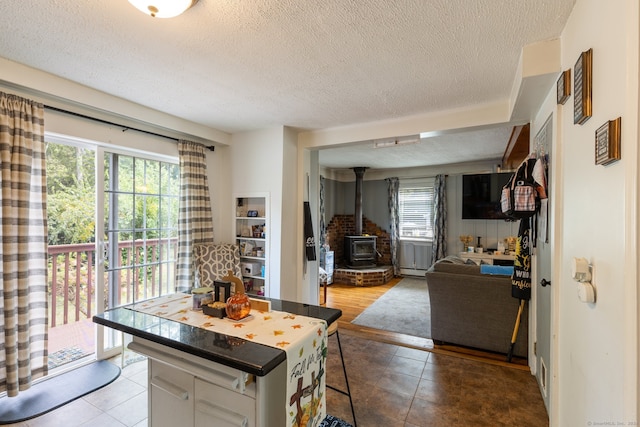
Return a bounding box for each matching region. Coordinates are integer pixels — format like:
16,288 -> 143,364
0,0 -> 575,168
319,126 -> 514,170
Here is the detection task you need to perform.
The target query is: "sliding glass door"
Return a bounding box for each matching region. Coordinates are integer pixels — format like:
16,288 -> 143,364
96,147 -> 180,358
45,137 -> 97,369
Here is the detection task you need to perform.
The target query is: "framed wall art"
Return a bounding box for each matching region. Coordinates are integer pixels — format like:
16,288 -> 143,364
574,48 -> 592,125
556,69 -> 571,105
595,117 -> 621,166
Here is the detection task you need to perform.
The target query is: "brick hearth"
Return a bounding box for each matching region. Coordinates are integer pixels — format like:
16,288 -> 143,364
324,214 -> 395,286
325,214 -> 391,267
333,266 -> 394,287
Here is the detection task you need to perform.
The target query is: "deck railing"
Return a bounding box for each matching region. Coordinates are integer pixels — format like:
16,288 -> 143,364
48,238 -> 177,328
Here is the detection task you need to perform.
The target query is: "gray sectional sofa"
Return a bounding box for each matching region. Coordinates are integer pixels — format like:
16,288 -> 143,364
425,256 -> 528,357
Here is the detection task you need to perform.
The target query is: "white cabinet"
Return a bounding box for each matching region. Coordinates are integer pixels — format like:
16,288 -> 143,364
234,194 -> 269,297
194,379 -> 255,427
149,359 -> 194,427
133,337 -> 286,427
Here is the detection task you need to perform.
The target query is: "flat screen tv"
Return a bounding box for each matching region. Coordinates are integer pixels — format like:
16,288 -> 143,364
461,172 -> 512,220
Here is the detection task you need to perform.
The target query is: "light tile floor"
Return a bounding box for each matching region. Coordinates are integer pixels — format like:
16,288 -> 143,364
4,357 -> 148,427
4,332 -> 548,427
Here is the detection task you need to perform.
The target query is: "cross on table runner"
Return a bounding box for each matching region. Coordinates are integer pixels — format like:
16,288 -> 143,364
129,293 -> 328,427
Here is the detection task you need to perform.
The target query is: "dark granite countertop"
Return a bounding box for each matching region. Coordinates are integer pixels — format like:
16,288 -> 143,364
93,297 -> 341,377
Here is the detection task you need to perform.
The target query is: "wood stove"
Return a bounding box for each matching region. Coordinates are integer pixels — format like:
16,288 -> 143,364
344,235 -> 377,268
343,167 -> 378,268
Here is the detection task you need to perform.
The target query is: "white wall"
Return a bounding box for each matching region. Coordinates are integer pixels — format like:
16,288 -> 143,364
282,127 -> 300,300
231,127 -> 296,299
552,0 -> 639,424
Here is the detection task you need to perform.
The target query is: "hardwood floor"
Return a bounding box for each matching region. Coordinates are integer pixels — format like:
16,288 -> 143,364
322,277 -> 529,370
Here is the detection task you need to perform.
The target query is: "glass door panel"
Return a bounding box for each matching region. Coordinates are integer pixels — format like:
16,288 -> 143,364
45,138 -> 97,370
96,148 -> 179,358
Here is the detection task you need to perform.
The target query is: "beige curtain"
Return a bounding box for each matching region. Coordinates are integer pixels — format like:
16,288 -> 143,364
0,92 -> 49,396
175,141 -> 214,291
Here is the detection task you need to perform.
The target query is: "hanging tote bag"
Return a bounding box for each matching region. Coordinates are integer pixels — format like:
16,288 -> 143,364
500,158 -> 539,219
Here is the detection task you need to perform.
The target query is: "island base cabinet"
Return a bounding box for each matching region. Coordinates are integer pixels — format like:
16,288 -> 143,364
195,379 -> 255,427
133,337 -> 287,427
149,359 -> 195,427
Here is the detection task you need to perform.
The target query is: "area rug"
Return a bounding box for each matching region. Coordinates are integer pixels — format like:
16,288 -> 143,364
0,360 -> 121,424
351,277 -> 431,338
320,414 -> 353,427
47,346 -> 89,369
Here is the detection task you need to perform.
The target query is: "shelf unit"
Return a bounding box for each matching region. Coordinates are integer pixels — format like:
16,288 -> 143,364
458,252 -> 515,266
234,194 -> 270,297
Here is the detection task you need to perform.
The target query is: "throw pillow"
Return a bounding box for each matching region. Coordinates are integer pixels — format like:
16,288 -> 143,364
194,243 -> 242,288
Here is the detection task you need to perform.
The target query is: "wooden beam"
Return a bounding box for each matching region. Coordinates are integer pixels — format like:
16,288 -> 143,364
502,124 -> 530,170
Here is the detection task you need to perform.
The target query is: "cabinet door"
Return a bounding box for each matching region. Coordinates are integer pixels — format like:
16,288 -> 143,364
195,378 -> 255,427
149,360 -> 194,427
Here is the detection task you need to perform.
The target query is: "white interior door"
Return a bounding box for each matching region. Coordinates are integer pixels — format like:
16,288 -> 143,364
534,115 -> 553,412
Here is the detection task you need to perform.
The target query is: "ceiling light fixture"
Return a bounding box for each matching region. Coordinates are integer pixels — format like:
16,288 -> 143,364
373,136 -> 420,149
128,0 -> 199,18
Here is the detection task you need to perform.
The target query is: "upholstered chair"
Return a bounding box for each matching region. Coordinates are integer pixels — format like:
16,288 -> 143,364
193,243 -> 243,290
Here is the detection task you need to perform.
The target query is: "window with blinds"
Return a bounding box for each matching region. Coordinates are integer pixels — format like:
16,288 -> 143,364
398,178 -> 435,240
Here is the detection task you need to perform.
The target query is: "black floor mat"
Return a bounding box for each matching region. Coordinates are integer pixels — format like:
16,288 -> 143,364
0,360 -> 121,424
320,414 -> 354,427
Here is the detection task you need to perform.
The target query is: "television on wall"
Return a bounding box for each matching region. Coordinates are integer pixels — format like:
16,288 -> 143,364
461,172 -> 512,220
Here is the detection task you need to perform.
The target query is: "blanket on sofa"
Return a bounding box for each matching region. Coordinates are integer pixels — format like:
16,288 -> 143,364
480,264 -> 514,275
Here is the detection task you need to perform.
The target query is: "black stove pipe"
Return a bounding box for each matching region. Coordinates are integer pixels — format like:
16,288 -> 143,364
353,167 -> 367,236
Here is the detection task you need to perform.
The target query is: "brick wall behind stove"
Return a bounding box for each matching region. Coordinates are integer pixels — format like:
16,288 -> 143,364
325,215 -> 391,266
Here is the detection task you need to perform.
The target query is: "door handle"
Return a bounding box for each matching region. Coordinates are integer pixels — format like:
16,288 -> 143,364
540,279 -> 551,287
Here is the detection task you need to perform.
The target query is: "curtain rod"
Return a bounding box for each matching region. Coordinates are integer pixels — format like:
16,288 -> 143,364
44,105 -> 214,151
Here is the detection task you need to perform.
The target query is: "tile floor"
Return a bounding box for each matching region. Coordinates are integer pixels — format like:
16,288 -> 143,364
4,332 -> 548,427
326,332 -> 548,427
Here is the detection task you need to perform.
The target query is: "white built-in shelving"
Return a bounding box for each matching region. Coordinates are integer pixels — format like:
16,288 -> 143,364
234,194 -> 269,297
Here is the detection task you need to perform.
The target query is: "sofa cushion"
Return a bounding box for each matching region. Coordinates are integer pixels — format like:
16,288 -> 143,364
432,259 -> 481,275
437,255 -> 467,264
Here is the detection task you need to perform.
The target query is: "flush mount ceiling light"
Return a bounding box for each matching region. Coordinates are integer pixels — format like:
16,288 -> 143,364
128,0 -> 199,18
373,136 -> 420,148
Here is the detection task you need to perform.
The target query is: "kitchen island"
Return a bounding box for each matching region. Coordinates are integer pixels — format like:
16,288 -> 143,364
94,296 -> 341,427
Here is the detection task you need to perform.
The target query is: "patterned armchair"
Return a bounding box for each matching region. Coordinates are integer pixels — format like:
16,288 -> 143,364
193,243 -> 243,289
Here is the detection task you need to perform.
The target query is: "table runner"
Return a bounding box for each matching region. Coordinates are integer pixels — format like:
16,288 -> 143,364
129,293 -> 328,427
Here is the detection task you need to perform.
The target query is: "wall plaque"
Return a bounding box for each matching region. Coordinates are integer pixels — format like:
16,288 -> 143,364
595,117 -> 621,166
574,49 -> 592,125
557,69 -> 571,105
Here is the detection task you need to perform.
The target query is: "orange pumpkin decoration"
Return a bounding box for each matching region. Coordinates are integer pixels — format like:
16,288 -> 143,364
223,270 -> 251,320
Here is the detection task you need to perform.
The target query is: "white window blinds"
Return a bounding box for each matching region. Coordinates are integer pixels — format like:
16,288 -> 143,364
398,178 -> 435,240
